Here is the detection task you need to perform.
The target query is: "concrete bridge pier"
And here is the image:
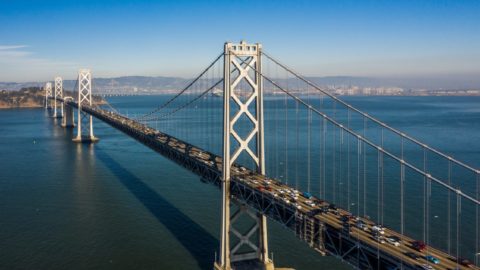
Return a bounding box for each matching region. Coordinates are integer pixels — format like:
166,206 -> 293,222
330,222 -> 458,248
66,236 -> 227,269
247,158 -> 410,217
61,98 -> 75,128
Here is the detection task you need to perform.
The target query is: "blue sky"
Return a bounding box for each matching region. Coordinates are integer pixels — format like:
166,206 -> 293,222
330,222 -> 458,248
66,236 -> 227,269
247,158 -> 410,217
0,0 -> 479,82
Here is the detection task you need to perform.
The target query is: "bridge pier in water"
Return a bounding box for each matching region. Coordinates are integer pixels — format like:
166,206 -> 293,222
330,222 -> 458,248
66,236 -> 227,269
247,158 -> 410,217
72,69 -> 98,143
61,97 -> 75,128
214,41 -> 277,270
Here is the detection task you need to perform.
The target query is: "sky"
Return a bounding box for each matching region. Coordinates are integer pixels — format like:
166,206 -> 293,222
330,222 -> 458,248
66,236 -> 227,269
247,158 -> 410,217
0,0 -> 479,82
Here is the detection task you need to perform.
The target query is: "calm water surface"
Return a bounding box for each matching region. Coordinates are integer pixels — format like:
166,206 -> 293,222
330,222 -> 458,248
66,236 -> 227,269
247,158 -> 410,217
0,96 -> 479,270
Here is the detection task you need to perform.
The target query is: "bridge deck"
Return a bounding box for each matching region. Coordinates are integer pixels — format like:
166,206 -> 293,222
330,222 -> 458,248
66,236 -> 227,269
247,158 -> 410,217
62,99 -> 477,270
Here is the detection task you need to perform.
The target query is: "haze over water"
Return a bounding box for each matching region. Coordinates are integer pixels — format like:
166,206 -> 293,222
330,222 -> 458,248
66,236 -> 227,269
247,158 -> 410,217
0,96 -> 479,270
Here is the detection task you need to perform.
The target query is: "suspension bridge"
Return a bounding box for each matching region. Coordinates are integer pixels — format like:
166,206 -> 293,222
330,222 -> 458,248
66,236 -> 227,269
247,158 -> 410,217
43,41 -> 479,270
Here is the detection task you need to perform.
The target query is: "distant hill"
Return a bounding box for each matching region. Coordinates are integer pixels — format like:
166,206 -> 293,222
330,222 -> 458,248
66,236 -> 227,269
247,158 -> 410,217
0,87 -> 105,109
1,75 -> 480,94
0,87 -> 45,109
0,76 -> 191,94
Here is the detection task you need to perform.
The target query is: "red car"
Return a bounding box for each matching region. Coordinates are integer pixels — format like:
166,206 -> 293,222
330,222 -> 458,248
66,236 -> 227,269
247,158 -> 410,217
411,240 -> 426,252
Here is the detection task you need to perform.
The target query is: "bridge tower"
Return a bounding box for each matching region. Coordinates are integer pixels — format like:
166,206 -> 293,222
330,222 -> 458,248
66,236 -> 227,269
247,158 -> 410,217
73,69 -> 98,143
44,82 -> 52,109
53,77 -> 63,118
215,41 -> 274,270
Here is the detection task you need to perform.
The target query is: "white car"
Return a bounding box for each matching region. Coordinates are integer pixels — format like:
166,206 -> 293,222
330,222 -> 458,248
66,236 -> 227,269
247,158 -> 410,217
373,234 -> 385,244
385,236 -> 400,247
356,221 -> 368,231
305,200 -> 316,207
371,225 -> 385,235
419,264 -> 434,270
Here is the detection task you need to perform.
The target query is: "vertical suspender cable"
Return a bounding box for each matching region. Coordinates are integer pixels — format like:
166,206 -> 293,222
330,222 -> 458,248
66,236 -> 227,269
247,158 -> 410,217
274,61 -> 279,178
340,127 -> 344,206
319,111 -> 323,198
381,129 -> 384,226
400,160 -> 405,270
307,84 -> 311,193
363,117 -> 367,217
320,94 -> 324,198
333,102 -> 336,203
456,191 -> 461,269
377,148 -> 381,226
285,71 -> 290,184
284,80 -> 288,185
423,147 -> 427,243
476,172 -> 479,267
323,117 -> 327,199
357,135 -> 361,267
427,174 -> 431,257
295,100 -> 299,189
347,109 -> 351,212
448,159 -> 452,254
307,108 -> 311,193
358,136 -> 361,217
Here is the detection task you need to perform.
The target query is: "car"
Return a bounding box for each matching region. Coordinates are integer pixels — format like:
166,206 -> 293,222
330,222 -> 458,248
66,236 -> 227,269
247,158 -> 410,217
458,258 -> 474,267
412,240 -> 427,252
372,234 -> 385,244
305,200 -> 315,207
416,264 -> 434,270
314,198 -> 325,205
320,206 -> 329,214
371,225 -> 385,235
425,255 -> 440,264
303,191 -> 313,199
405,252 -> 420,260
385,236 -> 400,247
340,215 -> 350,223
356,220 -> 368,231
329,204 -> 337,210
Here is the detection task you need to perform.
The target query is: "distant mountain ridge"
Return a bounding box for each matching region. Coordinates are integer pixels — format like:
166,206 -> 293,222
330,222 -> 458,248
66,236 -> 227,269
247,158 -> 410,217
1,75 -> 480,93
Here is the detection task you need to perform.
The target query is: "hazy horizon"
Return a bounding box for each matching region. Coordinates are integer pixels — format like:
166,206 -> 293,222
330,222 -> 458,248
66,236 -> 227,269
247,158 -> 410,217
1,1 -> 479,83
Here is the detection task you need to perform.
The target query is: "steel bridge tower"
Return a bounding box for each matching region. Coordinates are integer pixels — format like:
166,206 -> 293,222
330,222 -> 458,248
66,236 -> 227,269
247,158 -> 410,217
215,41 -> 274,270
44,82 -> 52,109
53,77 -> 63,118
73,69 -> 98,143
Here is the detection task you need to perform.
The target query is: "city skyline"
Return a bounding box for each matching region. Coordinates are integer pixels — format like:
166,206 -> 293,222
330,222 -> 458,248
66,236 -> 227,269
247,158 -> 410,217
0,0 -> 479,82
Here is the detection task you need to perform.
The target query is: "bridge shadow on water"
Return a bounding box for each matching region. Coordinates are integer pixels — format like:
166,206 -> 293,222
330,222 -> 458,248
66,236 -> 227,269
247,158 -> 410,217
95,148 -> 218,269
